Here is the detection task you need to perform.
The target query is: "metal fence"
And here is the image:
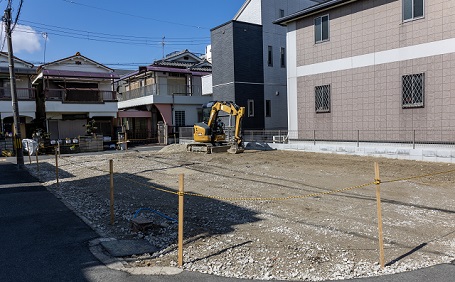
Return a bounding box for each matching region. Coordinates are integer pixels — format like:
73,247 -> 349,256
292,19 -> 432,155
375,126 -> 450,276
179,127 -> 455,148
0,87 -> 36,100
118,84 -> 203,101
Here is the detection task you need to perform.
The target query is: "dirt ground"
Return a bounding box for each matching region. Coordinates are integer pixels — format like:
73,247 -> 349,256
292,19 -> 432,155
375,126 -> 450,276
27,145 -> 455,280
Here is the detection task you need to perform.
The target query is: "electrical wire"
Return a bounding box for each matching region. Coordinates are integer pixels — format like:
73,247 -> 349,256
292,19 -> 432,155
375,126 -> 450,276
19,20 -> 211,42
11,0 -> 23,31
61,0 -> 208,30
12,25 -> 210,47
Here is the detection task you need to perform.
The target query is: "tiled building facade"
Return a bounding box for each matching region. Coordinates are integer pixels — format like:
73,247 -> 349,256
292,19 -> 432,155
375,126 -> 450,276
276,0 -> 455,142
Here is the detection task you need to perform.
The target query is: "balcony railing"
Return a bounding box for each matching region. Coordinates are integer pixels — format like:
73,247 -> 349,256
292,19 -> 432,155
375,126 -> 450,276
0,87 -> 36,100
118,83 -> 202,101
45,88 -> 117,102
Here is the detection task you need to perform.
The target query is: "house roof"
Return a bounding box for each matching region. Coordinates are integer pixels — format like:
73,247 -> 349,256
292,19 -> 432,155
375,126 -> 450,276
37,52 -> 114,72
161,49 -> 202,62
0,52 -> 35,73
274,0 -> 358,26
118,49 -> 211,80
118,65 -> 210,80
42,69 -> 120,79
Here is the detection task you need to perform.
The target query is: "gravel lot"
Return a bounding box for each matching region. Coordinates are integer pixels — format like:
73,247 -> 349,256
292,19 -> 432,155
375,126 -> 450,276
26,145 -> 455,281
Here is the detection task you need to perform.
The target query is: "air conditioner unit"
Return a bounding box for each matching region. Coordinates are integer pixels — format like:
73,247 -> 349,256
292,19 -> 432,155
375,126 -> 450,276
273,135 -> 286,143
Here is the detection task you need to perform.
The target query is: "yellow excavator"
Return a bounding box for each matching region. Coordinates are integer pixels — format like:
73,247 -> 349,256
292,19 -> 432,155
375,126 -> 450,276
187,101 -> 245,154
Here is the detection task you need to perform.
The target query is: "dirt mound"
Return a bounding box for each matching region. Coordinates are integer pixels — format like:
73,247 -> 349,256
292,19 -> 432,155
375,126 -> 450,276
158,144 -> 187,153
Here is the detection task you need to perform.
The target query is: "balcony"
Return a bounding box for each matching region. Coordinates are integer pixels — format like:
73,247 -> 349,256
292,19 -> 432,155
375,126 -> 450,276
118,84 -> 202,102
45,88 -> 117,103
0,87 -> 36,100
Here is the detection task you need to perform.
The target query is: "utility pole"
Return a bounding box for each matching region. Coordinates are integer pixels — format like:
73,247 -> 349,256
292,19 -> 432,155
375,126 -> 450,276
3,1 -> 24,167
161,36 -> 165,58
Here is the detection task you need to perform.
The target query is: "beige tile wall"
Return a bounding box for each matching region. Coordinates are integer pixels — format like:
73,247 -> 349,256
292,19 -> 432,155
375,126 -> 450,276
296,53 -> 455,136
296,0 -> 455,66
293,0 -> 455,141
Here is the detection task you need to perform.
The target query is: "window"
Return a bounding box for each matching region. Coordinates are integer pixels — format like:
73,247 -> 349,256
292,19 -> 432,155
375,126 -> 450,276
403,0 -> 424,21
402,73 -> 424,108
265,100 -> 271,117
315,15 -> 329,43
280,47 -> 286,68
315,85 -> 330,113
267,46 -> 273,67
174,111 -> 186,126
279,9 -> 285,18
247,99 -> 255,117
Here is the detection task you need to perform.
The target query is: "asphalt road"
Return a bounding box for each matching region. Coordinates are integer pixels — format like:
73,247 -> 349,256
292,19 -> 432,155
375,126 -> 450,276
1,153 -> 454,282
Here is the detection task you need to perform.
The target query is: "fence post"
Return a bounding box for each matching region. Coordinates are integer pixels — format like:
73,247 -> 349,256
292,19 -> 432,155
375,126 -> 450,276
55,148 -> 59,187
27,142 -> 32,164
35,147 -> 39,172
374,162 -> 385,269
178,173 -> 185,267
109,159 -> 114,225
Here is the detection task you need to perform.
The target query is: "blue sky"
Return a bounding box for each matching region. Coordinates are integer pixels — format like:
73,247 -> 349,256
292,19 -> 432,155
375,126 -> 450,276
1,0 -> 246,69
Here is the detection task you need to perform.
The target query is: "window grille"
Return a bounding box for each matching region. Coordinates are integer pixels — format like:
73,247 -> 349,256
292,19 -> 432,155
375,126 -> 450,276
175,111 -> 186,126
315,85 -> 330,113
402,73 -> 424,108
403,0 -> 424,21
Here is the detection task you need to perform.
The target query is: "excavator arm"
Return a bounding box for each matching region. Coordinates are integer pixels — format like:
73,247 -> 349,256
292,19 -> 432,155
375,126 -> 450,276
189,101 -> 245,154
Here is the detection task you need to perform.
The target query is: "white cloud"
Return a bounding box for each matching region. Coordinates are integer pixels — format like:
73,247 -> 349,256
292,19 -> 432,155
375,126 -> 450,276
0,23 -> 41,53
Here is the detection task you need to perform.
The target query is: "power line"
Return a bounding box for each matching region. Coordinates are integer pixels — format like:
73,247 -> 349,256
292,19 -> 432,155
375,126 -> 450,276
12,26 -> 210,47
11,0 -> 22,31
19,19 -> 211,42
61,0 -> 208,30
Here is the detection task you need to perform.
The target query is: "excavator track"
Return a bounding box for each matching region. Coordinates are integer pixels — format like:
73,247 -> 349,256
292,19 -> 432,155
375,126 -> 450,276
187,143 -> 241,154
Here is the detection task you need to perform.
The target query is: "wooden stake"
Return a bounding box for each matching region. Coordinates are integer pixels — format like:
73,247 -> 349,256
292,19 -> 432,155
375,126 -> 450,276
109,159 -> 114,225
125,132 -> 128,151
27,143 -> 31,164
178,173 -> 184,267
375,162 -> 385,269
35,147 -> 39,172
55,148 -> 59,187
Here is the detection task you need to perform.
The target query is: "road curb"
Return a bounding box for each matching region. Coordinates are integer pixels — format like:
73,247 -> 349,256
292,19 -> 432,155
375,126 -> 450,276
89,238 -> 183,275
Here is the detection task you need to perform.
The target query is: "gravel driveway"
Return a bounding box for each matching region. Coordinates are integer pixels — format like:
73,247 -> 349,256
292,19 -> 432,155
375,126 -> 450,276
26,145 -> 455,281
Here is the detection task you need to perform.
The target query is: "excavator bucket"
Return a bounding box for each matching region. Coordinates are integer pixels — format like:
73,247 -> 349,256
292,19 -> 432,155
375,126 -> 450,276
227,144 -> 244,154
